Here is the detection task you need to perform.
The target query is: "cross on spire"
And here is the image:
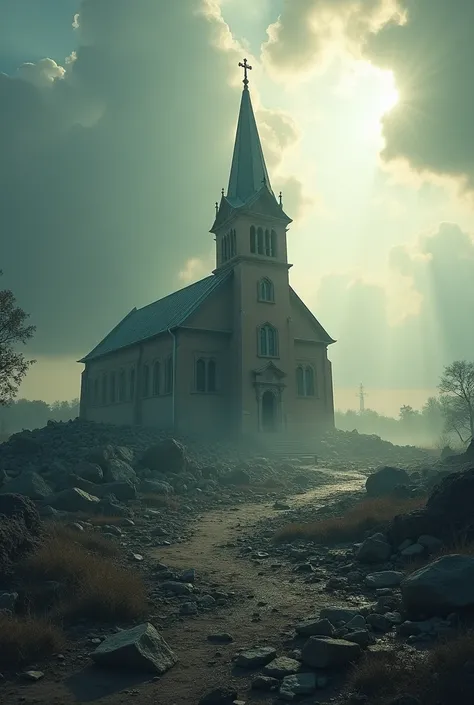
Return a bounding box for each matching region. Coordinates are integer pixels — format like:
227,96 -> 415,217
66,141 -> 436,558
238,58 -> 252,89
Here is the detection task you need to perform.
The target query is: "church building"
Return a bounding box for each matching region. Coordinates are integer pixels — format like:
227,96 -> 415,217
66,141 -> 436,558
78,61 -> 336,441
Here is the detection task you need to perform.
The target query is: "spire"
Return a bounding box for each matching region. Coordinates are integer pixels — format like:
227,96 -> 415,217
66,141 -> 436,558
226,60 -> 274,205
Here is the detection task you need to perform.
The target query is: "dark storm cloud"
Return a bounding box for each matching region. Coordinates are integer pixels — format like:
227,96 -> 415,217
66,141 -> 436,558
0,0 -> 242,357
318,223 -> 474,388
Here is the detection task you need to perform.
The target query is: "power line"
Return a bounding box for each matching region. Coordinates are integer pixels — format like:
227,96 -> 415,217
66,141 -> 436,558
357,383 -> 367,413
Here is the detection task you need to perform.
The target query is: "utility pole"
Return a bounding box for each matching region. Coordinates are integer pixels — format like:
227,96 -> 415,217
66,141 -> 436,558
357,383 -> 367,413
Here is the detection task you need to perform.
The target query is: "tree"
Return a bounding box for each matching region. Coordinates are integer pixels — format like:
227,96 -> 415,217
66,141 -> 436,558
0,272 -> 36,405
438,360 -> 474,443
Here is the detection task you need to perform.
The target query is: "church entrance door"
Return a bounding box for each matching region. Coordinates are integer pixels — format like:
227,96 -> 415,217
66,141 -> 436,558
261,390 -> 277,432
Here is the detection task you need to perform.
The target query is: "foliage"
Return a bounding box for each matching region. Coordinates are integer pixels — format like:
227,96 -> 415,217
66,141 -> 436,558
0,272 -> 35,405
0,398 -> 79,436
438,360 -> 474,443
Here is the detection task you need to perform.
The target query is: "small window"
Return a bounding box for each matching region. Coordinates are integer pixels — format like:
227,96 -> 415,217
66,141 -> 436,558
130,368 -> 136,400
265,229 -> 271,256
101,373 -> 107,405
164,356 -> 173,394
258,324 -> 278,357
257,227 -> 264,255
196,358 -> 206,392
152,360 -> 161,396
195,358 -> 217,393
118,369 -> 126,402
110,372 -> 116,403
142,364 -> 150,397
258,277 -> 274,303
271,229 -> 277,257
208,359 -> 217,392
250,226 -> 256,253
297,364 -> 316,396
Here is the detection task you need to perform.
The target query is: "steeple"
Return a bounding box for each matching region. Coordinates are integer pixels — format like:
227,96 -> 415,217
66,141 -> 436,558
227,60 -> 274,205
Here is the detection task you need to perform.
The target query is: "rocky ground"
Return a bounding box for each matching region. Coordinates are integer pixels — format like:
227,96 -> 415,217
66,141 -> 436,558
0,421 -> 472,704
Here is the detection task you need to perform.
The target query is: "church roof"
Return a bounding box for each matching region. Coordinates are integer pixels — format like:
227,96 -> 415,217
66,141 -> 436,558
79,270 -> 231,363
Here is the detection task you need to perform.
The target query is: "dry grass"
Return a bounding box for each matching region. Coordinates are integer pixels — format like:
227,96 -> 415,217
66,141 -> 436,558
19,523 -> 148,621
405,536 -> 474,574
0,613 -> 64,669
140,492 -> 180,510
348,630 -> 474,705
274,495 -> 427,544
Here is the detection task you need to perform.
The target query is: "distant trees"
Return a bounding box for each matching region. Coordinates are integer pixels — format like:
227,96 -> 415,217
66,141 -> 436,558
0,398 -> 79,436
438,360 -> 474,444
0,272 -> 35,405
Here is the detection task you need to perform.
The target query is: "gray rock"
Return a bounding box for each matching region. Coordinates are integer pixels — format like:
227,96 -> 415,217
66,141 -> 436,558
139,439 -> 187,474
252,675 -> 279,691
365,571 -> 404,588
0,471 -> 52,500
180,602 -> 198,615
198,595 -> 216,608
74,461 -> 103,483
295,618 -> 334,637
301,637 -> 361,668
345,630 -> 371,647
401,543 -> 424,557
91,622 -> 177,674
263,656 -> 301,678
319,607 -> 360,624
236,646 -> 277,668
366,466 -> 410,497
401,554 -> 474,613
198,687 -> 238,705
162,581 -> 193,595
103,458 -> 137,485
366,613 -> 392,632
140,479 -> 174,495
48,487 -> 100,512
97,481 -> 137,502
279,673 -> 317,701
356,534 -> 391,564
346,615 -> 366,631
417,535 -> 443,553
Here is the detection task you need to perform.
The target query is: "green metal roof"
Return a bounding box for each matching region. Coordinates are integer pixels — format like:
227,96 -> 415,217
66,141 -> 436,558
79,270 -> 231,363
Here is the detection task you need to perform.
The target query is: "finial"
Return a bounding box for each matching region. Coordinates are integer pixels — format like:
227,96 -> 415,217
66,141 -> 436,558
215,201 -> 219,216
238,58 -> 253,89
279,191 -> 283,208
221,187 -> 225,197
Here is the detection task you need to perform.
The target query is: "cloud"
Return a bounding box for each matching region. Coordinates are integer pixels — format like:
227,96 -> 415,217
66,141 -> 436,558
16,58 -> 66,87
316,222 -> 474,389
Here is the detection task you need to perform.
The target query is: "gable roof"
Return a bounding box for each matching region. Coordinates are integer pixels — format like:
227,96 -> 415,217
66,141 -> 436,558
290,287 -> 336,345
79,270 -> 231,363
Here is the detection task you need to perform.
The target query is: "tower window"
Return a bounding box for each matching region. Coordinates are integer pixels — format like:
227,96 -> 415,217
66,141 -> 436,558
258,277 -> 275,303
296,365 -> 316,397
164,355 -> 173,394
118,369 -> 126,402
271,230 -> 277,257
152,360 -> 161,396
257,227 -> 264,255
142,364 -> 150,397
250,226 -> 256,253
195,357 -> 218,393
258,324 -> 279,357
110,371 -> 116,403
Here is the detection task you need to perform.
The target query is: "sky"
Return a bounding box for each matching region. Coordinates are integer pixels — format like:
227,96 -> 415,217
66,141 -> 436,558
2,0 -> 474,417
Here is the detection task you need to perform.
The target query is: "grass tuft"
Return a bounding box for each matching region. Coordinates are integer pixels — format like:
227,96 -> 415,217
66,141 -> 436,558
0,614 -> 65,669
274,496 -> 427,544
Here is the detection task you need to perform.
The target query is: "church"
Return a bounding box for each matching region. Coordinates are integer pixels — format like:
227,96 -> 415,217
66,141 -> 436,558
78,60 -> 336,441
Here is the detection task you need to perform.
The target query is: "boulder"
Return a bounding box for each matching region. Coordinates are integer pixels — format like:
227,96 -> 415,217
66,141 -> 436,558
356,533 -> 391,563
0,494 -> 41,576
236,646 -> 277,668
139,439 -> 187,474
103,458 -> 137,485
388,509 -> 442,546
74,461 -> 103,483
366,466 -> 410,497
139,479 -> 174,495
0,471 -> 53,500
279,673 -> 316,701
301,636 -> 361,668
91,622 -> 177,674
319,607 -> 360,624
263,657 -> 300,678
426,467 -> 474,532
219,467 -> 251,486
401,554 -> 474,614
198,687 -> 238,705
295,618 -> 334,637
98,481 -> 137,502
48,487 -> 100,513
365,571 -> 404,588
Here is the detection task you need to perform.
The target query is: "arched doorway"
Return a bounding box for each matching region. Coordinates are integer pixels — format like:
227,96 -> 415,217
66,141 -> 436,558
261,390 -> 277,432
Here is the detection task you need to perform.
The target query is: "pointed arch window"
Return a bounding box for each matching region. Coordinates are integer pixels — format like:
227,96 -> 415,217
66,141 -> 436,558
258,277 -> 275,303
258,324 -> 279,357
257,227 -> 264,255
118,369 -> 126,402
271,230 -> 277,257
195,357 -> 217,393
250,226 -> 256,253
164,356 -> 173,394
296,364 -> 316,397
101,373 -> 107,405
196,358 -> 206,392
208,359 -> 217,392
130,368 -> 136,401
265,229 -> 271,256
142,364 -> 150,397
152,360 -> 161,396
110,371 -> 116,403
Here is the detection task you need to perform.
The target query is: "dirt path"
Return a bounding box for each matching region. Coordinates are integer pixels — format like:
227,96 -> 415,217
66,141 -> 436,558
3,469 -> 365,705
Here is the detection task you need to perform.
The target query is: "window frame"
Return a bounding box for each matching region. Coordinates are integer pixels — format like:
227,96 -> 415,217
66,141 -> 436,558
258,277 -> 275,303
152,360 -> 161,396
257,323 -> 279,358
296,363 -> 317,397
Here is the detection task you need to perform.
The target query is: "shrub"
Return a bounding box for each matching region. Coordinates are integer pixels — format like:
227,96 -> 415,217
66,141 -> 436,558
0,614 -> 64,669
274,495 -> 427,544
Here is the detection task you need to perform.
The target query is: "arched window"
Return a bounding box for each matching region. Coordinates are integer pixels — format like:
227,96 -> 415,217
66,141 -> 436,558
164,356 -> 173,394
271,230 -> 277,257
305,366 -> 315,396
142,364 -> 149,397
196,358 -> 206,392
110,372 -> 116,403
250,226 -> 256,253
257,227 -> 264,255
152,360 -> 161,396
258,324 -> 278,357
265,229 -> 271,256
258,277 -> 274,303
296,366 -> 305,396
130,368 -> 136,400
208,359 -> 217,392
118,369 -> 126,402
101,373 -> 107,405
